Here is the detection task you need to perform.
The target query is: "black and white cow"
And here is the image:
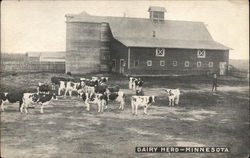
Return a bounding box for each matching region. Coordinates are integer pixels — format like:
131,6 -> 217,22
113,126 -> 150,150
106,91 -> 125,110
37,82 -> 50,94
51,77 -> 67,90
164,89 -> 180,106
20,92 -> 57,113
81,93 -> 107,112
131,96 -> 155,115
0,92 -> 24,112
64,81 -> 80,97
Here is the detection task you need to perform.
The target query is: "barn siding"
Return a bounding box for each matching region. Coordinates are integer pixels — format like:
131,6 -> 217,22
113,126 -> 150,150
110,39 -> 128,74
127,47 -> 229,76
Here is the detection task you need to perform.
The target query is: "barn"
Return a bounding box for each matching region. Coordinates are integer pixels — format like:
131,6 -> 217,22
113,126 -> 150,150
65,6 -> 230,76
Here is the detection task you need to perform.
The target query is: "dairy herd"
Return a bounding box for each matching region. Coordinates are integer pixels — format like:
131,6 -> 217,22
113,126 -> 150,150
0,76 -> 181,115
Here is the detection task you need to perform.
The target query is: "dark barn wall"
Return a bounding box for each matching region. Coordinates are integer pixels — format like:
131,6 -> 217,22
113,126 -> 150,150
128,47 -> 229,75
110,39 -> 128,73
66,22 -> 102,74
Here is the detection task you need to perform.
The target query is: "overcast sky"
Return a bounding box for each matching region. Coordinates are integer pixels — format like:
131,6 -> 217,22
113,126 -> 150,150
1,0 -> 249,60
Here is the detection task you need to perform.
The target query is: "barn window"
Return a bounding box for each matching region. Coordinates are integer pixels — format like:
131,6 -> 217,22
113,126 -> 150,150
197,61 -> 202,67
147,60 -> 152,66
160,60 -> 165,66
208,62 -> 213,68
173,61 -> 177,67
156,48 -> 165,57
134,60 -> 139,67
184,61 -> 190,67
197,50 -> 206,58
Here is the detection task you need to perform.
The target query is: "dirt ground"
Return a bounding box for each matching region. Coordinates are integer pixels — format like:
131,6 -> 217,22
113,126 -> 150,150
0,73 -> 249,158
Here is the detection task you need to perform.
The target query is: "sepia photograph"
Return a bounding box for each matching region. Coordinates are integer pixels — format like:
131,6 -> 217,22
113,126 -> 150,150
1,0 -> 249,158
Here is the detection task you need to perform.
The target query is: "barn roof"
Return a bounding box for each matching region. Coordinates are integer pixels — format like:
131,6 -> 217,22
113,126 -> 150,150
66,11 -> 230,50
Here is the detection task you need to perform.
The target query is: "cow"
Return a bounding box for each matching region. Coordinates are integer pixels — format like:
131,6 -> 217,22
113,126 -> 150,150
95,84 -> 108,94
131,95 -> 155,115
58,81 -> 67,95
107,85 -> 120,93
129,77 -> 135,90
64,81 -> 80,97
164,89 -> 180,106
51,77 -> 67,90
135,78 -> 144,94
37,82 -> 50,94
0,92 -> 24,112
106,91 -> 125,110
99,77 -> 109,85
20,91 -> 57,113
81,93 -> 107,112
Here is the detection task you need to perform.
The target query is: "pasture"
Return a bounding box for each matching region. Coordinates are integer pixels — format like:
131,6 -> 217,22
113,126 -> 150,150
0,72 -> 249,158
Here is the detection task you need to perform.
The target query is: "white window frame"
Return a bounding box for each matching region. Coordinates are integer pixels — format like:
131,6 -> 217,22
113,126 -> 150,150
184,61 -> 190,67
197,50 -> 206,58
156,48 -> 165,57
208,62 -> 213,68
173,61 -> 177,67
160,60 -> 165,66
197,61 -> 202,67
147,60 -> 152,67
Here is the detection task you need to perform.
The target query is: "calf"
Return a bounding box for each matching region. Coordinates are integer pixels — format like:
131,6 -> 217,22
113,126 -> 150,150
81,93 -> 107,112
164,89 -> 180,106
20,92 -> 57,113
131,95 -> 155,115
0,92 -> 24,112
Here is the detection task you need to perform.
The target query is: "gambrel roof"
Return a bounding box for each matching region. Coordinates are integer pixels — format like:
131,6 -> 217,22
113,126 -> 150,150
66,11 -> 230,50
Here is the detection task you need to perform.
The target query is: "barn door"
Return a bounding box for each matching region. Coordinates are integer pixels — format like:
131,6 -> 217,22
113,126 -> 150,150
219,62 -> 227,75
111,59 -> 116,72
120,59 -> 125,73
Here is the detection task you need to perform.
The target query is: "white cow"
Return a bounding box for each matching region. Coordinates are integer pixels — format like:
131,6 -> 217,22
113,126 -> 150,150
164,89 -> 180,106
131,95 -> 155,115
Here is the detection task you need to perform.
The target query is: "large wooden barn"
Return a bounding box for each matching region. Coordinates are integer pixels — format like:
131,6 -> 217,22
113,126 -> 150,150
65,6 -> 230,76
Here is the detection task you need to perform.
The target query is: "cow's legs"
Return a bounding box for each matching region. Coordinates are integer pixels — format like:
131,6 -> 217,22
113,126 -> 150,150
135,105 -> 138,115
131,101 -> 134,114
85,100 -> 90,111
1,101 -> 5,112
143,105 -> 148,115
175,96 -> 179,105
98,102 -> 101,113
40,103 -> 44,113
168,98 -> 171,106
119,100 -> 125,110
64,89 -> 68,96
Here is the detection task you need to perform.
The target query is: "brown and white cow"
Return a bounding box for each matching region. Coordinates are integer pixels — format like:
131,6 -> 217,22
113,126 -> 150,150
131,95 -> 155,115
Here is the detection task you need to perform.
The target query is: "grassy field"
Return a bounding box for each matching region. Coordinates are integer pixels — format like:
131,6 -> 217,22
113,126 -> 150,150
0,72 -> 249,158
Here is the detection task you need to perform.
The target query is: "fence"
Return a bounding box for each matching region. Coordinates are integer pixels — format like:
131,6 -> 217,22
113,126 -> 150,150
228,64 -> 249,78
1,61 -> 65,73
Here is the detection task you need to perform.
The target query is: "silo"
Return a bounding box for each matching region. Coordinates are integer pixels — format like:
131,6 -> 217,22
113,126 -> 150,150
100,22 -> 111,72
66,22 -> 101,74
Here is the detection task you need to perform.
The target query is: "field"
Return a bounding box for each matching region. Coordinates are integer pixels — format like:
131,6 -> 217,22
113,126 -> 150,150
0,72 -> 249,158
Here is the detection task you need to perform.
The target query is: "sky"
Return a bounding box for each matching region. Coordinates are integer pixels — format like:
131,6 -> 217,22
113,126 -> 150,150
1,0 -> 249,60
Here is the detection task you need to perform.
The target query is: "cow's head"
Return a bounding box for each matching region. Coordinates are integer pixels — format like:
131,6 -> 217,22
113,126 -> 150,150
164,89 -> 171,95
1,93 -> 8,101
150,96 -> 155,103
